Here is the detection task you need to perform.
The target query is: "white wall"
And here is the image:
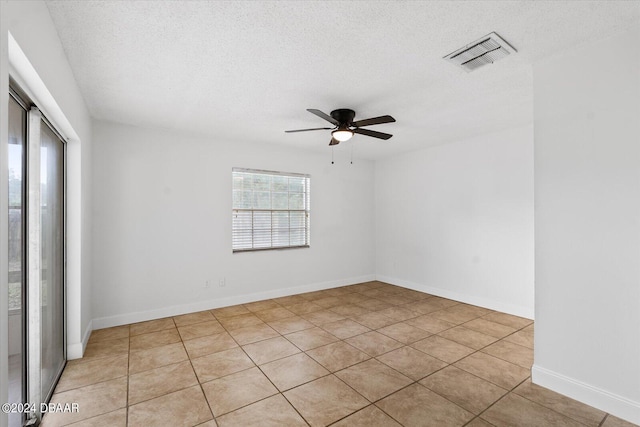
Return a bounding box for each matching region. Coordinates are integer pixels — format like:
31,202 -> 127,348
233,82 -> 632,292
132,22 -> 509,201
532,26 -> 640,424
375,125 -> 534,318
91,120 -> 375,327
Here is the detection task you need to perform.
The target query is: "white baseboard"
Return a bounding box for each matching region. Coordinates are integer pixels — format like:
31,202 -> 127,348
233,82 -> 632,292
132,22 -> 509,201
92,274 -> 376,330
532,365 -> 640,425
67,319 -> 92,360
376,275 -> 534,320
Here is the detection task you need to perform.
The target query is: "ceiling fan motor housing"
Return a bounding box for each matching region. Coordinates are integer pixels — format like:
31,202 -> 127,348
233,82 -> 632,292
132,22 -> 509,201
330,109 -> 356,126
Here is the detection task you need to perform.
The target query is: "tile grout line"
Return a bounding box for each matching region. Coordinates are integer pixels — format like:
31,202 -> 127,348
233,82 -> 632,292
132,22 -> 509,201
220,299 -> 335,425
218,292 -> 412,425
507,377 -> 605,427
324,404 -> 380,426
136,326 -> 517,424
312,326 -> 480,426
167,291 -> 513,424
180,332 -> 217,426
270,290 -> 531,425
313,295 -> 534,425
467,375 -> 533,426
126,318 -> 202,425
208,306 -> 259,423
126,323 -> 131,427
79,282 -> 615,427
209,304 -> 294,423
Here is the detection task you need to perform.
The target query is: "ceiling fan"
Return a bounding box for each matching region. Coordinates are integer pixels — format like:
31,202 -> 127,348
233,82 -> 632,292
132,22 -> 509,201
285,108 -> 396,146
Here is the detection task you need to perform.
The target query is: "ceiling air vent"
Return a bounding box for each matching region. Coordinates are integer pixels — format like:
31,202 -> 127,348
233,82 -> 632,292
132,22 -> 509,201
444,32 -> 516,72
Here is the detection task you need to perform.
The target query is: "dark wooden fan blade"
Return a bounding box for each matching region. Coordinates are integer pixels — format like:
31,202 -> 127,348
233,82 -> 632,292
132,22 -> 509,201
353,128 -> 393,140
307,109 -> 340,126
329,137 -> 340,146
352,115 -> 396,127
285,127 -> 333,133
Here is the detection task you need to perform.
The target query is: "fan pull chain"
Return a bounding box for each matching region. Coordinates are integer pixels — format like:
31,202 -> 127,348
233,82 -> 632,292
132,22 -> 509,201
350,141 -> 354,165
331,146 -> 334,164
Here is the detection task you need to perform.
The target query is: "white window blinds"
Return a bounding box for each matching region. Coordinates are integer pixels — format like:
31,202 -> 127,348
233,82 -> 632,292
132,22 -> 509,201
232,168 -> 310,252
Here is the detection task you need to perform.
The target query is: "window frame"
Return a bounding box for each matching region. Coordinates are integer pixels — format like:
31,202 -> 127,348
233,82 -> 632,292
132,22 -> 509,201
232,167 -> 311,253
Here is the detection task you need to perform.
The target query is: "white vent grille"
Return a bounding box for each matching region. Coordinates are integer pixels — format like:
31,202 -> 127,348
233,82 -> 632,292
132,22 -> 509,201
444,32 -> 516,72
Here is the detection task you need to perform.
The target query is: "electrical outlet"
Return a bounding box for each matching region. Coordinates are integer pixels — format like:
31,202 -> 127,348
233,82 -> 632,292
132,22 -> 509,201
219,277 -> 226,287
204,280 -> 211,289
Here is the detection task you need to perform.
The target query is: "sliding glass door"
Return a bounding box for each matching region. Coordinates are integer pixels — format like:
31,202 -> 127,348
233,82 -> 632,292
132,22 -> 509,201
7,86 -> 66,425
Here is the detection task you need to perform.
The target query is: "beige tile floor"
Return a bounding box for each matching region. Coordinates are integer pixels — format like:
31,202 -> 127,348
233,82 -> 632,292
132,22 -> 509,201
41,281 -> 637,427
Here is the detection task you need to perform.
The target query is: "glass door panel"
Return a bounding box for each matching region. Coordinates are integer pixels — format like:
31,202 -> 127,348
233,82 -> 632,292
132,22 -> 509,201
8,92 -> 27,427
39,122 -> 65,402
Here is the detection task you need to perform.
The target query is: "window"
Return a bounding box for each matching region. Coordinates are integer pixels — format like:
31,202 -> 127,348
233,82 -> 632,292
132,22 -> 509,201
232,168 -> 310,252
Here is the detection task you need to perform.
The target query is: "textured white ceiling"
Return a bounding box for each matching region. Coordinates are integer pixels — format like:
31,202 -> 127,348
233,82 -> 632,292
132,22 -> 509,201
45,1 -> 639,160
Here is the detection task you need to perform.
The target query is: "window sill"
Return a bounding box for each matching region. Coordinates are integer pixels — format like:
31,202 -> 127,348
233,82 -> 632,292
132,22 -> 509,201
233,245 -> 310,253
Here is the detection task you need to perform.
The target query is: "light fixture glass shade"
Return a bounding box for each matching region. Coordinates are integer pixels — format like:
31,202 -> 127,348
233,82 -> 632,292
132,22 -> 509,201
332,129 -> 353,142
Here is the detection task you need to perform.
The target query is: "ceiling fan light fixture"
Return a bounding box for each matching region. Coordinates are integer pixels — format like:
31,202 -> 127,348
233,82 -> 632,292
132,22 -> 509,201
332,128 -> 353,142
